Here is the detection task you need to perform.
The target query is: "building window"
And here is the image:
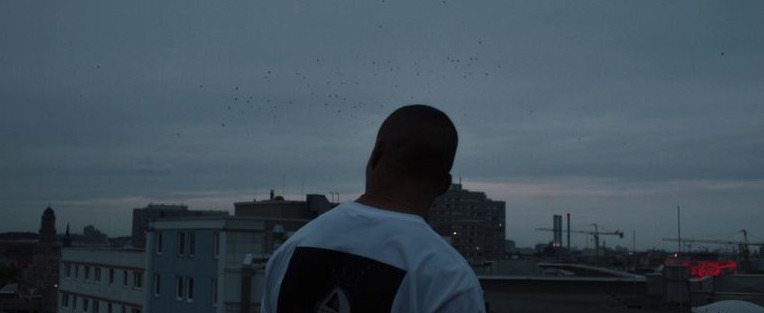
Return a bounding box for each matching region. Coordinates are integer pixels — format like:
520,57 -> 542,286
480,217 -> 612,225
177,232 -> 186,256
109,268 -> 114,284
108,303 -> 113,313
211,279 -> 218,306
156,231 -> 163,255
85,266 -> 90,280
83,298 -> 89,312
186,277 -> 194,302
213,231 -> 220,258
62,293 -> 70,308
188,232 -> 196,257
93,300 -> 100,313
121,305 -> 126,313
64,264 -> 71,278
133,272 -> 143,289
75,265 -> 79,278
176,276 -> 184,300
95,267 -> 102,282
123,270 -> 129,287
133,308 -> 141,313
154,273 -> 161,296
73,296 -> 77,309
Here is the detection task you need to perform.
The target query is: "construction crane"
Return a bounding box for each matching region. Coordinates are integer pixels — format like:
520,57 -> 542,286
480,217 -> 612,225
536,223 -> 624,262
662,229 -> 764,273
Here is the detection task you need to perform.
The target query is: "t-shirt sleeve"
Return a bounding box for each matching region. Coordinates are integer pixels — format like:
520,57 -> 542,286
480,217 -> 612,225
434,285 -> 487,313
260,260 -> 275,313
260,244 -> 294,313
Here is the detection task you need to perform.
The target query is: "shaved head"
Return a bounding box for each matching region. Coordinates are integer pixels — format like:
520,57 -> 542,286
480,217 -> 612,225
360,104 -> 459,217
375,105 -> 458,181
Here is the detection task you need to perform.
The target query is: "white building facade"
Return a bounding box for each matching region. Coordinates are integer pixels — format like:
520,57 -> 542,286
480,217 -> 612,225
58,248 -> 146,313
144,217 -> 267,313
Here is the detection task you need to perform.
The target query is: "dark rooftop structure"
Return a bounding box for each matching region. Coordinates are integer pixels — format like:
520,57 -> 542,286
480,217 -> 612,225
131,203 -> 229,248
234,192 -> 334,253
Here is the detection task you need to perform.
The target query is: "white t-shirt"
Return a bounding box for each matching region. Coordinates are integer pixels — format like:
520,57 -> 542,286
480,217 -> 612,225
261,201 -> 486,313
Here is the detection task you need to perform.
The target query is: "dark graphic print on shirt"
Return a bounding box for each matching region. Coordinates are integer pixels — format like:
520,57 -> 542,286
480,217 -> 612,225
277,247 -> 406,313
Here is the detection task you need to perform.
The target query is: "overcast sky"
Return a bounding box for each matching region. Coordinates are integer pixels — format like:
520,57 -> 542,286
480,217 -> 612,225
1,0 -> 762,250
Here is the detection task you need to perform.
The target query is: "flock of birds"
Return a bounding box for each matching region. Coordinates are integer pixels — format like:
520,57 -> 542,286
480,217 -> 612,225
196,40 -> 508,135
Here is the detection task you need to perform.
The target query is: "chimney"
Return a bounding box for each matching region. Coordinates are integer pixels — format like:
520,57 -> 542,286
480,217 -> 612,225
567,213 -> 571,251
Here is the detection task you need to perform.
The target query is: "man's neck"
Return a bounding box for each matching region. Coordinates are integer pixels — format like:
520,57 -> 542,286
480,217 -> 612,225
356,193 -> 426,218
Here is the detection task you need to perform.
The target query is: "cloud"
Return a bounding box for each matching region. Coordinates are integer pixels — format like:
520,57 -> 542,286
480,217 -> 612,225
465,179 -> 764,199
1,0 -> 762,249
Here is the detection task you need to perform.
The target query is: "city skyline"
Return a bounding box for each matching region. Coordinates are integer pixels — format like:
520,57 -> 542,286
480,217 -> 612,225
1,0 -> 762,250
6,181 -> 761,253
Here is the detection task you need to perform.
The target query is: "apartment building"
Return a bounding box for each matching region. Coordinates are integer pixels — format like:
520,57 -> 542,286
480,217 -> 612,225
58,248 -> 146,313
144,217 -> 267,313
429,183 -> 507,265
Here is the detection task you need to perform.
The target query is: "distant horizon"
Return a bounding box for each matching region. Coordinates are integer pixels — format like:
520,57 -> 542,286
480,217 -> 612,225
7,179 -> 762,252
0,223 -> 749,254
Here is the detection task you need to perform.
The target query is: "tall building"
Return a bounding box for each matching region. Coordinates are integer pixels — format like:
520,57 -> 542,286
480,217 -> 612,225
131,204 -> 229,248
58,248 -> 146,313
144,216 -> 267,313
428,184 -> 506,265
18,206 -> 62,313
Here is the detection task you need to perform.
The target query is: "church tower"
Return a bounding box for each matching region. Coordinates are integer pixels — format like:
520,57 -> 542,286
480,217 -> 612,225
20,206 -> 62,313
63,223 -> 72,248
39,206 -> 57,246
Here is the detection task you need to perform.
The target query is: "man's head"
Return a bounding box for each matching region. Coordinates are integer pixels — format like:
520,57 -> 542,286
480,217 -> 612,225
366,105 -> 458,198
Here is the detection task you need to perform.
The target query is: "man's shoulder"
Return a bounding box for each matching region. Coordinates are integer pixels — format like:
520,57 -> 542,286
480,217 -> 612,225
413,241 -> 476,280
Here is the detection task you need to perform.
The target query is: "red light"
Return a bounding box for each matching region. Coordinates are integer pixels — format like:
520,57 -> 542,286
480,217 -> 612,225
665,259 -> 737,277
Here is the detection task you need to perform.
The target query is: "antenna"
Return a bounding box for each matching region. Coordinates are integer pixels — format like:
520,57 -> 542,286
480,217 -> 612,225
677,205 -> 681,253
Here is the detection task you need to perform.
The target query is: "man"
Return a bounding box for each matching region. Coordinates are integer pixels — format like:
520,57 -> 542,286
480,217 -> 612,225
261,105 -> 485,313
